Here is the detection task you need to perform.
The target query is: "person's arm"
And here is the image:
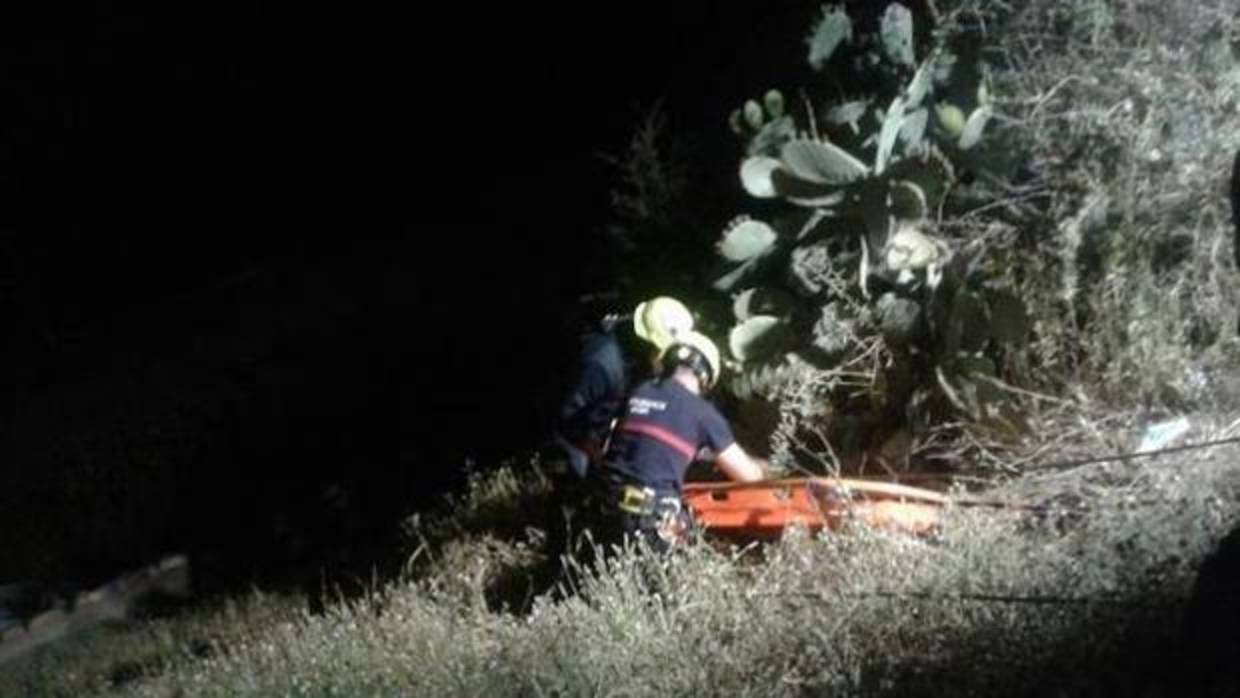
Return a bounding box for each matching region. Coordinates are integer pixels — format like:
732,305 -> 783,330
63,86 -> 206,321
562,362 -> 598,412
714,443 -> 768,482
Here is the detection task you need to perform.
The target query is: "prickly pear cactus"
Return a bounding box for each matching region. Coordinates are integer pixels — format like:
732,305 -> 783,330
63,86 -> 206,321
733,286 -> 801,322
730,89 -> 796,157
781,138 -> 870,186
957,105 -> 992,151
739,156 -> 782,198
729,315 -> 792,362
718,218 -> 778,262
709,1 -> 1025,461
880,3 -> 916,68
807,5 -> 853,71
743,100 -> 764,131
763,89 -> 785,119
935,103 -> 967,137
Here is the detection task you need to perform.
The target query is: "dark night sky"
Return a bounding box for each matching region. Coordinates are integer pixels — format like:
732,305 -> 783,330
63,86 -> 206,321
6,2 -> 823,585
412,3 -> 818,463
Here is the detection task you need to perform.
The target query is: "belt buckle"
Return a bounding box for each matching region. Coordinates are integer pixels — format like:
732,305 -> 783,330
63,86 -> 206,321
618,485 -> 655,515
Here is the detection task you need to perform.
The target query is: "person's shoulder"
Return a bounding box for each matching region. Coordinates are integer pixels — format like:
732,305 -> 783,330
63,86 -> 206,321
664,380 -> 716,409
631,377 -> 664,394
695,394 -> 726,420
581,328 -> 621,355
679,383 -> 725,417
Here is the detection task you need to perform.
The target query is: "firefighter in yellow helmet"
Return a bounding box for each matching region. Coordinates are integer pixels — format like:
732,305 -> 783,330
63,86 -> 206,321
554,296 -> 695,479
585,330 -> 769,552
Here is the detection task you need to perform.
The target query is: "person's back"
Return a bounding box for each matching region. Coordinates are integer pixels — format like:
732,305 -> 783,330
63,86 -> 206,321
601,377 -> 734,498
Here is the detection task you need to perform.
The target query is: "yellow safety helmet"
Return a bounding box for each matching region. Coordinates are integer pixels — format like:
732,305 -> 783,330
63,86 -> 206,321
632,296 -> 694,351
660,330 -> 722,389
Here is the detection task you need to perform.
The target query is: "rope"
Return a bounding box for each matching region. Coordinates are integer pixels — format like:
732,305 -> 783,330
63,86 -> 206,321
1023,435 -> 1240,471
870,435 -> 1240,487
773,589 -> 1185,608
851,589 -> 1174,607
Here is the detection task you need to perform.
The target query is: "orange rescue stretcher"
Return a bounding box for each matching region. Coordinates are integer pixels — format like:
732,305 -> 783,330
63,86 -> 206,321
681,477 -> 949,540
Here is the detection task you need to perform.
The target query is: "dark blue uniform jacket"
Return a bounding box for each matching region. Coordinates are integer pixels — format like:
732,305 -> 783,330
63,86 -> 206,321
557,329 -> 626,472
601,378 -> 735,496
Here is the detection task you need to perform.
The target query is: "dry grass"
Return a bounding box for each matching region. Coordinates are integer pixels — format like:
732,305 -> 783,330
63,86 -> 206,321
965,0 -> 1240,406
2,436 -> 1234,697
